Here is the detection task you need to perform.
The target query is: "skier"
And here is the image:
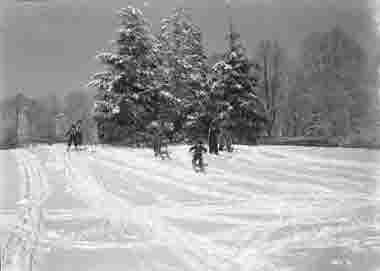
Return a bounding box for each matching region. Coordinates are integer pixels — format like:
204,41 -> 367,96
218,130 -> 225,151
208,121 -> 219,154
189,140 -> 207,172
219,128 -> 233,152
75,120 -> 83,149
65,124 -> 77,152
159,138 -> 171,160
152,129 -> 162,157
86,117 -> 99,151
225,130 -> 233,152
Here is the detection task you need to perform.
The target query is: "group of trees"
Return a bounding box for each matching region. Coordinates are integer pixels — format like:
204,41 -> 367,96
0,90 -> 95,146
253,28 -> 378,144
88,6 -> 268,144
0,93 -> 53,145
274,27 -> 378,144
2,5 -> 377,147
89,5 -> 378,146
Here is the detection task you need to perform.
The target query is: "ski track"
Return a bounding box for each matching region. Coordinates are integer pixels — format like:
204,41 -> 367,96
1,147 -> 51,271
92,147 -> 251,203
3,144 -> 380,271
49,145 -> 236,271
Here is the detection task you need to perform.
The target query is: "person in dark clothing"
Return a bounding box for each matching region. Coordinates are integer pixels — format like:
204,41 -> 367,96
225,131 -> 233,152
152,130 -> 162,157
208,122 -> 219,154
75,120 -> 83,148
219,128 -> 233,152
159,138 -> 171,160
218,134 -> 225,151
189,140 -> 207,171
65,124 -> 77,151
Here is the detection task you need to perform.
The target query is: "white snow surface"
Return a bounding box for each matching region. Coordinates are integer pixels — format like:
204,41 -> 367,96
1,144 -> 380,271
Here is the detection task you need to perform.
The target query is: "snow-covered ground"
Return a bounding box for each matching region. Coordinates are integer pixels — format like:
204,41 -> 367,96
1,144 -> 380,271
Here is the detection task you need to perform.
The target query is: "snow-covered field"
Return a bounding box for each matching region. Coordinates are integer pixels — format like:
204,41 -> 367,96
1,144 -> 380,271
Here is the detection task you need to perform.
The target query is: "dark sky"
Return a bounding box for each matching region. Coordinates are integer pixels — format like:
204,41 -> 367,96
1,0 -> 378,99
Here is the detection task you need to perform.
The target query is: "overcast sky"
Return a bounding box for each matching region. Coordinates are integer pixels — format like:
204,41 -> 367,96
0,0 -> 378,99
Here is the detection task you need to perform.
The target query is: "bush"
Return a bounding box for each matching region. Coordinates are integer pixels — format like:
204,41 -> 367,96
339,130 -> 380,148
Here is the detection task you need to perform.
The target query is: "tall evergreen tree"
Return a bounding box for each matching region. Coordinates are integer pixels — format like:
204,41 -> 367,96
158,7 -> 209,139
88,6 -> 175,142
158,7 -> 208,99
207,12 -> 266,142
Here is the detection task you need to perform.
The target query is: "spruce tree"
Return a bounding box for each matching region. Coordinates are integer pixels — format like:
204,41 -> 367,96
158,7 -> 209,139
88,6 -> 175,142
207,17 -> 266,142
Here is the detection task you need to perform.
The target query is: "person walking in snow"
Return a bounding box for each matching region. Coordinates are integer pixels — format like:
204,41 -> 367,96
75,120 -> 83,149
219,127 -> 233,152
189,140 -> 207,172
85,117 -> 99,151
159,137 -> 171,160
208,121 -> 219,154
225,130 -> 233,152
152,129 -> 162,157
65,124 -> 77,151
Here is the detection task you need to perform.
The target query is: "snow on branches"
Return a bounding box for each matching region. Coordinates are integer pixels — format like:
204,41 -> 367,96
88,5 -> 178,136
87,4 -> 267,142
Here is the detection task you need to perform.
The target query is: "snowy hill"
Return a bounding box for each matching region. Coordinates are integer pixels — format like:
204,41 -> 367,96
0,144 -> 380,271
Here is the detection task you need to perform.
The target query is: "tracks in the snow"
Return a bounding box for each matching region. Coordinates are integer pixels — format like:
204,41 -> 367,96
4,144 -> 379,271
59,147 -> 242,271
1,148 -> 51,271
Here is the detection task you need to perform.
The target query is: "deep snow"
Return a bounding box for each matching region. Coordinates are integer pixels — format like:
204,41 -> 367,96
0,144 -> 380,271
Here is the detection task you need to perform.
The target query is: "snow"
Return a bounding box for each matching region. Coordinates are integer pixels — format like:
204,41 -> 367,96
111,106 -> 120,114
159,90 -> 182,103
0,144 -> 379,271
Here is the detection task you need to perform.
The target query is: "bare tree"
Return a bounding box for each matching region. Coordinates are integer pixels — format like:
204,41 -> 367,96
41,94 -> 63,141
256,40 -> 287,136
299,26 -> 374,140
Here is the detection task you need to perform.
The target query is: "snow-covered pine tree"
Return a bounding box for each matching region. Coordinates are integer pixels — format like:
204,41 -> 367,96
158,7 -> 209,140
88,6 -> 176,143
208,14 -> 267,143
